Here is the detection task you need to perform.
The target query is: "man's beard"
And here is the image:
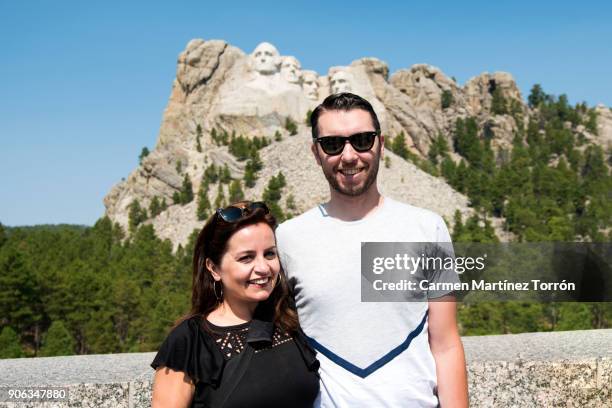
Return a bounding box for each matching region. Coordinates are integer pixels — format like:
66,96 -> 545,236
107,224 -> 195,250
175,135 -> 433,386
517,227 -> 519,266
323,152 -> 380,197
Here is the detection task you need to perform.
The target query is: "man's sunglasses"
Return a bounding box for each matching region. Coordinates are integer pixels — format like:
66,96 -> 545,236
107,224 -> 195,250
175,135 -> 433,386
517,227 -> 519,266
314,131 -> 378,156
216,201 -> 269,222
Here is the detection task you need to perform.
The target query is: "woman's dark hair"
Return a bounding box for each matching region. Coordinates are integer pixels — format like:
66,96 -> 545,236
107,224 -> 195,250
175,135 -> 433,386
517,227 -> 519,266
176,201 -> 299,333
310,92 -> 381,139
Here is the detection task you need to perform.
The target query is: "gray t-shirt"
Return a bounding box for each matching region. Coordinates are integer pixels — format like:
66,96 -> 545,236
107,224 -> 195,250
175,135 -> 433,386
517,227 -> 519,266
276,197 -> 455,407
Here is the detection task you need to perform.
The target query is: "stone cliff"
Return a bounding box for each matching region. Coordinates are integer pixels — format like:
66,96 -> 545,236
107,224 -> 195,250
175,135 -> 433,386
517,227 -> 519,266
103,39 -> 610,247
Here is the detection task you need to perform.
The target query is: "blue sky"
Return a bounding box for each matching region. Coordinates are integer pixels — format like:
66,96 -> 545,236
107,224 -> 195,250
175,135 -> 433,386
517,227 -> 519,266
1,1 -> 611,226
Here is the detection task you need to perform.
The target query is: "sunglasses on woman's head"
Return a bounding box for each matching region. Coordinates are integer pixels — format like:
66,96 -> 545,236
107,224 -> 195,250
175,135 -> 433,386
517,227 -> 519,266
216,201 -> 269,222
314,131 -> 378,156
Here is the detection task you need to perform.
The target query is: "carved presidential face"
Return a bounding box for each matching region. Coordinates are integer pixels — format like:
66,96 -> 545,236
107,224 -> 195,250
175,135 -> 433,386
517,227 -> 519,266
280,56 -> 301,84
330,70 -> 352,93
251,42 -> 280,75
301,70 -> 319,100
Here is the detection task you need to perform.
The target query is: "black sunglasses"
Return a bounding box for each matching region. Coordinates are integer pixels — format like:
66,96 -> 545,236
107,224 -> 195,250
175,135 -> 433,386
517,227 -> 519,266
314,131 -> 378,156
216,201 -> 269,222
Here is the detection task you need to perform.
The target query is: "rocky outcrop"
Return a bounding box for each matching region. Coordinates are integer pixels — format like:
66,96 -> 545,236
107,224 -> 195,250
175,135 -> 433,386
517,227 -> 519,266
594,104 -> 612,149
103,39 -> 607,248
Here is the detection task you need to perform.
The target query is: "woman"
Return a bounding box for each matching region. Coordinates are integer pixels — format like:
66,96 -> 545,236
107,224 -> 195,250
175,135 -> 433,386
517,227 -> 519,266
151,201 -> 319,407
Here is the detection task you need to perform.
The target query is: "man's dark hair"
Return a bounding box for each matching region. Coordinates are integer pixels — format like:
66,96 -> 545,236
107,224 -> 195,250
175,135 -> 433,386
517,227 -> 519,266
310,92 -> 381,139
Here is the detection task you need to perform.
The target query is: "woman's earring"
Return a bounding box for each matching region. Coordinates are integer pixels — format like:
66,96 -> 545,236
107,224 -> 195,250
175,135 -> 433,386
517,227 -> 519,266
213,280 -> 223,300
275,273 -> 282,288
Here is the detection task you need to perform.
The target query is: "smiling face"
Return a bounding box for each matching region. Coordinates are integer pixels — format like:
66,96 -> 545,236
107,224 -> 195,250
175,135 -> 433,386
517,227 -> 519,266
311,109 -> 383,197
208,222 -> 280,310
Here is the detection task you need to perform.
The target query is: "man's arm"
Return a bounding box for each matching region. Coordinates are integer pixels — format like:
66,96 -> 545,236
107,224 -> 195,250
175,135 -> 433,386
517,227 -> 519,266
428,296 -> 468,408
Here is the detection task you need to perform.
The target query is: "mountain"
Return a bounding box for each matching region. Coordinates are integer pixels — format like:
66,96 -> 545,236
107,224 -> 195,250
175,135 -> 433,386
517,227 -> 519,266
103,39 -> 611,247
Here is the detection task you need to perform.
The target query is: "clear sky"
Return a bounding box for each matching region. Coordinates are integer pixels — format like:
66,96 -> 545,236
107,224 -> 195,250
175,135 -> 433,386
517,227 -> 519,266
1,1 -> 611,226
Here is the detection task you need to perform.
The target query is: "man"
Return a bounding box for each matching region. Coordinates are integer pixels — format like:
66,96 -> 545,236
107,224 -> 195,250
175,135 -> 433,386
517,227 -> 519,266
276,93 -> 468,407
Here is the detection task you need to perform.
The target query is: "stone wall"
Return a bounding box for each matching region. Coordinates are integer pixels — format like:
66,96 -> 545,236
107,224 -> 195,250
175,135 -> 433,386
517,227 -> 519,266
0,329 -> 610,407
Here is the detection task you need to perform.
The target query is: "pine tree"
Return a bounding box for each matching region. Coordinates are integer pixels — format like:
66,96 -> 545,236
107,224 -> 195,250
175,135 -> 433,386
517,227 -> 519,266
220,164 -> 232,184
274,130 -> 283,142
384,156 -> 391,168
172,191 -> 181,205
528,84 -> 546,108
0,221 -> 6,248
197,181 -> 211,221
285,194 -> 297,211
196,124 -> 203,152
128,200 -> 148,232
391,132 -> 409,159
244,165 -> 257,188
204,164 -> 219,184
180,174 -> 194,204
285,117 -> 298,135
214,184 -> 226,209
585,110 -> 598,135
139,147 -> 150,164
452,210 -> 465,242
228,180 -> 245,203
39,321 -> 75,357
491,88 -> 508,115
305,109 -> 313,126
0,326 -> 23,358
441,90 -> 453,109
211,127 -> 218,145
149,197 -> 163,217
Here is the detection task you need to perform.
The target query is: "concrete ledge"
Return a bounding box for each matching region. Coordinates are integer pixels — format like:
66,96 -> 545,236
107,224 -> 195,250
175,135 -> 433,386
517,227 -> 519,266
0,329 -> 610,407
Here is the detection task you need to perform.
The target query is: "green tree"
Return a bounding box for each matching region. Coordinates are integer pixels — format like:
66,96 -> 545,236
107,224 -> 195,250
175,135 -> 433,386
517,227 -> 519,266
286,194 -> 297,211
585,110 -> 598,134
203,164 -> 219,184
285,117 -> 298,136
263,172 -> 286,204
197,181 -> 211,221
128,200 -> 148,232
0,327 -> 23,358
390,132 -> 409,159
214,184 -> 226,209
244,165 -> 257,188
305,109 -> 313,126
220,164 -> 232,184
195,124 -> 203,152
228,180 -> 245,203
0,222 -> 6,247
274,130 -> 283,142
243,149 -> 263,188
491,88 -> 508,115
149,197 -> 164,217
180,174 -> 194,204
441,90 -> 453,109
428,134 -> 449,165
139,147 -> 150,164
528,84 -> 546,108
384,156 -> 391,168
39,321 -> 75,356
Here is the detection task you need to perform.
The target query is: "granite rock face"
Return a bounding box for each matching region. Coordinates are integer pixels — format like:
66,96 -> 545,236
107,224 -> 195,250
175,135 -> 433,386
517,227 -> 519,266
103,39 -> 608,248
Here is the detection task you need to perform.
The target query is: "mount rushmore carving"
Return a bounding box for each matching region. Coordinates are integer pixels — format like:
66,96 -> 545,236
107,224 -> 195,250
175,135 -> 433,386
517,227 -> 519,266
103,39 -> 610,247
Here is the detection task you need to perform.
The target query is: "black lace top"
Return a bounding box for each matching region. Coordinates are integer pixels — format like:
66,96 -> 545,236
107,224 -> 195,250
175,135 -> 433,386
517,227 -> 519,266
151,315 -> 319,408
